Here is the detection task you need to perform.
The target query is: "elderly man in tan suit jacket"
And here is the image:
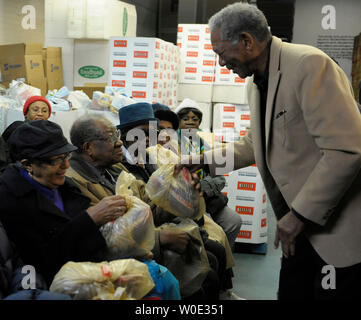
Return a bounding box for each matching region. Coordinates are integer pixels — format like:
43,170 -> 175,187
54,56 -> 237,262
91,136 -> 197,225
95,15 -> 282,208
198,3 -> 361,300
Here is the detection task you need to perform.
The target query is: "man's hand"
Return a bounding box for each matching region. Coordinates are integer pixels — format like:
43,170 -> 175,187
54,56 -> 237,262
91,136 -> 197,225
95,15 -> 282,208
86,195 -> 127,226
274,211 -> 305,258
174,154 -> 205,175
159,229 -> 190,254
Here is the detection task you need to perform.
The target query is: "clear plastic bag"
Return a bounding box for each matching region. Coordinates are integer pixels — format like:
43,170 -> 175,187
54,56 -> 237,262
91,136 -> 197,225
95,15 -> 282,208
145,163 -> 205,220
147,144 -> 180,167
49,259 -> 155,300
7,80 -> 41,108
100,171 -> 155,259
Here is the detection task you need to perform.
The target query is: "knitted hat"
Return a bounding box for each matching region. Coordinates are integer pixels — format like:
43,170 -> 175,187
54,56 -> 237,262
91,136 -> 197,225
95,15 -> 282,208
23,96 -> 52,116
174,98 -> 203,123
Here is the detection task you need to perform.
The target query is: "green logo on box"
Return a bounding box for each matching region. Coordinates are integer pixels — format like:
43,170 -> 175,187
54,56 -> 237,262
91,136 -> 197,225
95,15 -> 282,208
123,8 -> 128,36
78,66 -> 105,79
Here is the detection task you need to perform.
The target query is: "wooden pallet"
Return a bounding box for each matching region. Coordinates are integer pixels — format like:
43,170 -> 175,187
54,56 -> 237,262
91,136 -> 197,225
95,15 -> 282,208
234,242 -> 268,255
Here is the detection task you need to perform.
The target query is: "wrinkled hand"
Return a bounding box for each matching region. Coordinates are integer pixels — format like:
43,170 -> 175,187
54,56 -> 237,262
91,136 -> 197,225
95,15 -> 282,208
173,159 -> 203,196
87,195 -> 127,226
159,229 -> 190,254
274,211 -> 305,258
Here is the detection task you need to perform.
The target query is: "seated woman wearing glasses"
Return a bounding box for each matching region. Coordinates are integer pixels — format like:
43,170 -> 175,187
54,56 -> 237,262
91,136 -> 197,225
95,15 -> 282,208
0,120 -> 128,287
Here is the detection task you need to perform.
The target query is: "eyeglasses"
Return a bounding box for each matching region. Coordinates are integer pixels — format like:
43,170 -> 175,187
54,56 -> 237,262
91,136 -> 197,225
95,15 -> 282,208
94,131 -> 121,145
42,153 -> 71,166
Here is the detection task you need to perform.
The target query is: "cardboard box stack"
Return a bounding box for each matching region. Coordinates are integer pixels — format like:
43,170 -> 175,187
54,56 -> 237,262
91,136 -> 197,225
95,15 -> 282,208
222,166 -> 268,244
108,37 -> 179,107
0,43 -> 63,96
176,24 -> 216,131
67,0 -> 137,40
212,57 -> 248,104
212,103 -> 251,143
212,103 -> 268,245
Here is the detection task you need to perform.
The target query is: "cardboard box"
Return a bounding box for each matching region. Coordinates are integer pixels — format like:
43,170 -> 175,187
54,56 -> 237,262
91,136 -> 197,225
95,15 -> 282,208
223,167 -> 268,244
73,83 -> 107,99
74,40 -> 110,87
45,47 -> 64,91
177,24 -> 216,85
24,43 -> 47,95
109,37 -> 179,105
0,43 -> 63,95
177,83 -> 213,103
213,103 -> 250,142
67,0 -> 137,40
0,43 -> 26,87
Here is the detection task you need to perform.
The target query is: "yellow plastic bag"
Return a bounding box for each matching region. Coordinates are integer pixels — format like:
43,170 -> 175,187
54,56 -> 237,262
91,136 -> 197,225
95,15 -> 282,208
145,149 -> 205,220
49,259 -> 155,300
100,171 -> 155,259
146,144 -> 180,167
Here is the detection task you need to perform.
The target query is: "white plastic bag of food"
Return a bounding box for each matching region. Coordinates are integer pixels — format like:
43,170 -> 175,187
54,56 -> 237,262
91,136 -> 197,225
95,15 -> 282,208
49,259 -> 155,300
8,80 -> 41,107
100,171 -> 155,259
145,162 -> 205,220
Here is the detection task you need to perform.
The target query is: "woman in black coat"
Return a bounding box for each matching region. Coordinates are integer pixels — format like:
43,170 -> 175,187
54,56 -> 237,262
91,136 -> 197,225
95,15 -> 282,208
0,120 -> 127,286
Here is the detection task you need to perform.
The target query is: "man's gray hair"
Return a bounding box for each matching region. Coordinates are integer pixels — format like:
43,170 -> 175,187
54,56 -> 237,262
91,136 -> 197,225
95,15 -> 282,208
208,2 -> 271,43
70,114 -> 111,152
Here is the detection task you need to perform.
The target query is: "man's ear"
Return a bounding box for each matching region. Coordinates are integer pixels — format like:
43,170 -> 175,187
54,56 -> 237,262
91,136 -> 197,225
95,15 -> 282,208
82,142 -> 92,155
240,32 -> 254,50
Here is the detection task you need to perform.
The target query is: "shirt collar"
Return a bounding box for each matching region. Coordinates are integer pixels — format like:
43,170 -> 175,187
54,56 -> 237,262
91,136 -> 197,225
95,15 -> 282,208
253,38 -> 272,89
19,168 -> 56,200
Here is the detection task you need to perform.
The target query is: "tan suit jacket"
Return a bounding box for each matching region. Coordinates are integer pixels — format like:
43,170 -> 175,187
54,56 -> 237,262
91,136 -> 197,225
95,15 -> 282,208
207,36 -> 361,267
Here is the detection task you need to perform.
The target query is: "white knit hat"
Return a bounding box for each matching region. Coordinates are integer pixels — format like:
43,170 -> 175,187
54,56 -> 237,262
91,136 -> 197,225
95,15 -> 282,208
174,98 -> 202,115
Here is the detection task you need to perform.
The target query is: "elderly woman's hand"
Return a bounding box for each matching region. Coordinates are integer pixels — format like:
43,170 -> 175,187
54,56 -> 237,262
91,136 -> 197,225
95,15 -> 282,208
86,195 -> 127,226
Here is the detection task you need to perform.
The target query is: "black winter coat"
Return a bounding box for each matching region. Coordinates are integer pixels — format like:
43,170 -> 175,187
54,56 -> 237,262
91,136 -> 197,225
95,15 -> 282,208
0,164 -> 107,286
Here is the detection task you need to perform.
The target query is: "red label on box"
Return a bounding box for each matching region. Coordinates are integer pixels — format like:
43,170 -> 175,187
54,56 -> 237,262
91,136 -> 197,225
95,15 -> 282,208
134,51 -> 148,58
113,60 -> 126,67
203,60 -> 215,66
237,230 -> 252,239
112,80 -> 125,87
240,130 -> 247,136
153,82 -> 158,89
185,67 -> 197,73
220,68 -> 231,75
187,51 -> 198,57
241,114 -> 250,121
132,91 -> 146,98
222,122 -> 235,128
224,106 -> 235,112
204,44 -> 213,50
178,26 -> 183,33
156,41 -> 160,49
235,77 -> 246,83
188,35 -> 200,41
263,194 -> 266,203
235,206 -> 254,215
133,71 -> 147,78
177,43 -> 182,48
154,62 -> 159,69
202,76 -> 214,82
205,27 -> 210,34
114,40 -> 127,47
237,181 -> 256,191
261,218 -> 267,227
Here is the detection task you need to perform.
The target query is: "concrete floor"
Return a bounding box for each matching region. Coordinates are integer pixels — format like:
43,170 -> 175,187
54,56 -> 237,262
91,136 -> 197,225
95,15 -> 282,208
231,204 -> 282,300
